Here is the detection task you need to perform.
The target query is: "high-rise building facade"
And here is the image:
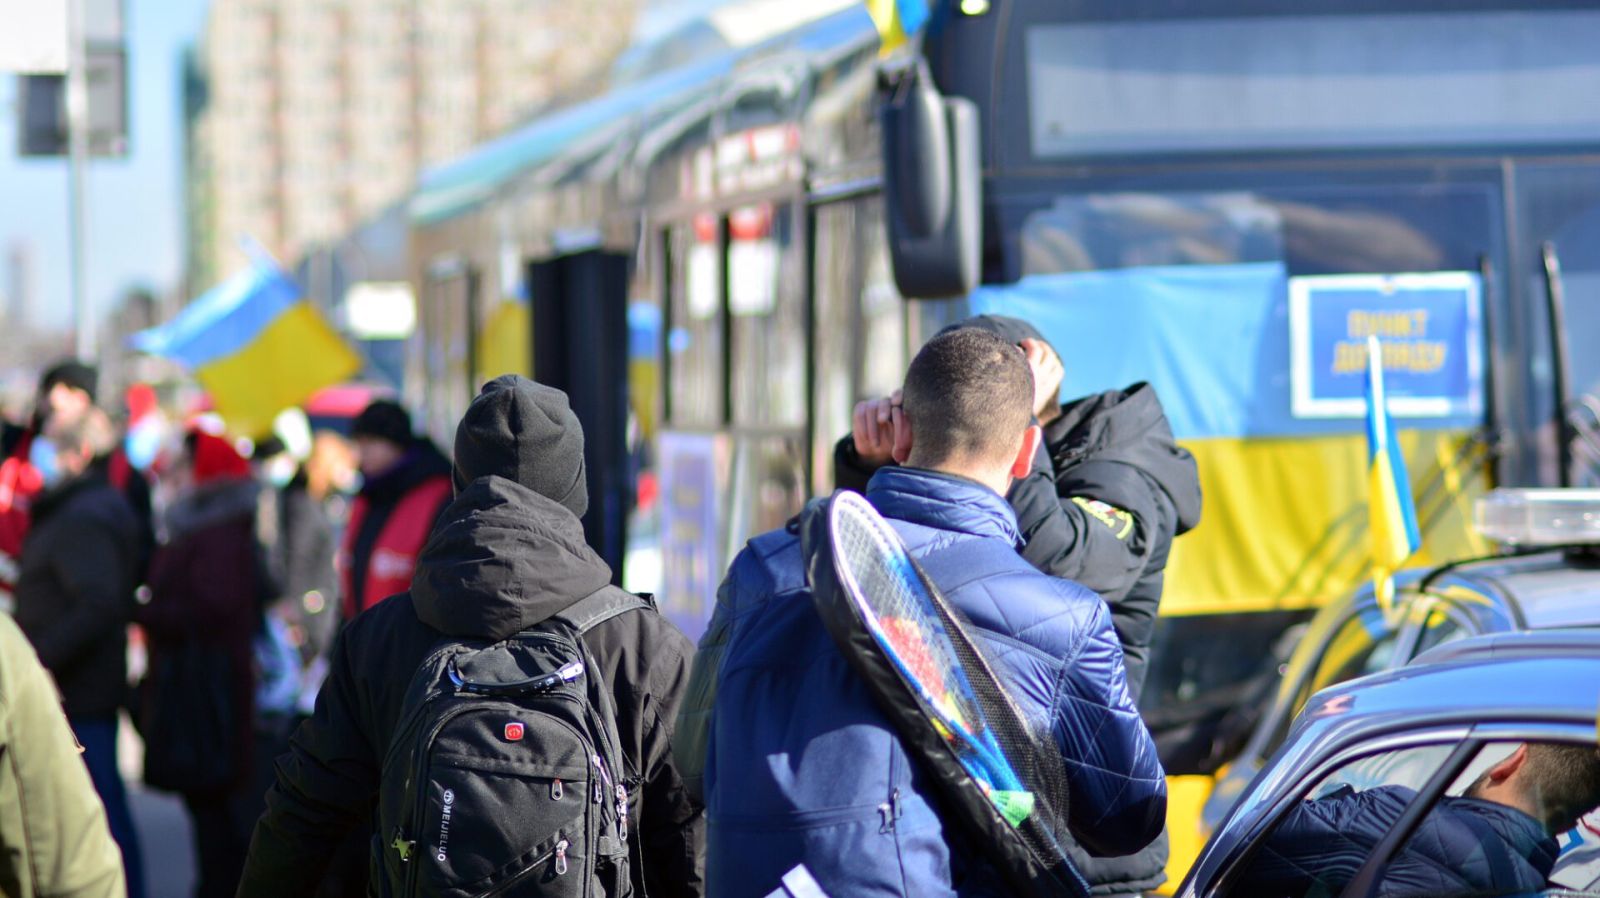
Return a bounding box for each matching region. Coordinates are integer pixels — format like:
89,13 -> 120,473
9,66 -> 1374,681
190,0 -> 639,288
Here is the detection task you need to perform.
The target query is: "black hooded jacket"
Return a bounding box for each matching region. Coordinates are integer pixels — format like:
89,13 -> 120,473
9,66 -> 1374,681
238,476 -> 704,897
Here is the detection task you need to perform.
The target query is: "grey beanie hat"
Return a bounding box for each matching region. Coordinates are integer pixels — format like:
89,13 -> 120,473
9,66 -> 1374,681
453,375 -> 588,518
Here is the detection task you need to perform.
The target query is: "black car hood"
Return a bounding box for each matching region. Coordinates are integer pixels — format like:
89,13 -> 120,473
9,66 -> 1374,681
411,475 -> 612,641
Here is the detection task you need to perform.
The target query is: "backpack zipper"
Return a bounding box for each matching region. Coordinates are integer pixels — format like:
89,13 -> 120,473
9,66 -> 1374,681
470,836 -> 568,898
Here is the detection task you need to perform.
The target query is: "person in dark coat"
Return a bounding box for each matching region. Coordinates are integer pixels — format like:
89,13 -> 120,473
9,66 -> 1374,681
1242,742 -> 1600,898
238,377 -> 705,898
339,400 -> 453,620
12,410 -> 145,898
140,429 -> 273,898
0,361 -> 154,608
679,328 -> 1166,897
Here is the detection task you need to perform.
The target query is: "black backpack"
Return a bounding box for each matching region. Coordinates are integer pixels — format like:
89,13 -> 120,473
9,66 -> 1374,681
376,587 -> 645,897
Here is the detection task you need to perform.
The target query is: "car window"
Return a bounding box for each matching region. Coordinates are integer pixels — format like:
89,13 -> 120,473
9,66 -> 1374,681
1412,602 -> 1475,659
1267,612 -> 1398,752
1552,809 -> 1600,891
1229,739 -> 1600,898
1310,613 -> 1399,695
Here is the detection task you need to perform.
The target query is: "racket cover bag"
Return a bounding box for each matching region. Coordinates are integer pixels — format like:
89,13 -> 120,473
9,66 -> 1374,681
800,493 -> 1089,898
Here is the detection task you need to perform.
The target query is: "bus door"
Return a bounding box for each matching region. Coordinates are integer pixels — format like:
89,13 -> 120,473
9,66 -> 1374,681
527,250 -> 632,580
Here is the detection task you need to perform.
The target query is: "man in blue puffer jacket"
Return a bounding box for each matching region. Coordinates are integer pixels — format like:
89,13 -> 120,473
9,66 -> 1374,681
675,328 -> 1167,897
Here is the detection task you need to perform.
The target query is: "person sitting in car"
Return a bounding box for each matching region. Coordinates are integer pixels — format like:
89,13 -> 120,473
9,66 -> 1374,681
1241,742 -> 1600,898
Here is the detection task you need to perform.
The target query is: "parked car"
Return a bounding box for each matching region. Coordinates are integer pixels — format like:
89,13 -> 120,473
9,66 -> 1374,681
1197,488 -> 1600,839
1179,628 -> 1600,898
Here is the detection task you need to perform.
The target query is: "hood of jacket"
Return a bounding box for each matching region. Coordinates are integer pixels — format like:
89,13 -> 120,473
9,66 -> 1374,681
1046,382 -> 1202,533
411,475 -> 612,640
164,477 -> 259,540
360,440 -> 452,505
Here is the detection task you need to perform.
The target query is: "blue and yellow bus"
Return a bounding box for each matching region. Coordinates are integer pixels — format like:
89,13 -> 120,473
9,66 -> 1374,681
392,0 -> 1600,883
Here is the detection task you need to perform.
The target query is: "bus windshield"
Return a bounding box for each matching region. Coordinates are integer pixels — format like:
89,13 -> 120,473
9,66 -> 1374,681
1024,9 -> 1600,159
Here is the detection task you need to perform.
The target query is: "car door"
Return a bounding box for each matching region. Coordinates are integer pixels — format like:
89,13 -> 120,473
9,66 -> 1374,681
1191,723 -> 1600,897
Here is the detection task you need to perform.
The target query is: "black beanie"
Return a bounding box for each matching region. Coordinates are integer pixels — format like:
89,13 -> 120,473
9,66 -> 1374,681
351,400 -> 414,447
936,314 -> 1048,349
39,360 -> 98,402
453,375 -> 587,518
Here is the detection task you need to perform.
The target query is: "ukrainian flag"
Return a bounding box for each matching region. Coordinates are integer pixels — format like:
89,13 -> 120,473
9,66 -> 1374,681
1365,335 -> 1423,611
132,262 -> 361,438
867,0 -> 930,54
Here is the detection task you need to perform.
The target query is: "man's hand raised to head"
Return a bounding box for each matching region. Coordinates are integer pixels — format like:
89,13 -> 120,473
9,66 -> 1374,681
1021,338 -> 1064,425
852,390 -> 911,468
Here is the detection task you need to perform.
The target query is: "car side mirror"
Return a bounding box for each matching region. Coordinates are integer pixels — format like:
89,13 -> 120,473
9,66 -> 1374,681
879,58 -> 981,300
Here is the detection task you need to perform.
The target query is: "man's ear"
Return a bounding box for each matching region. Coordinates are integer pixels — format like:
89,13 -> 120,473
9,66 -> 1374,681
1487,744 -> 1530,786
890,401 -> 913,465
1010,424 -> 1042,481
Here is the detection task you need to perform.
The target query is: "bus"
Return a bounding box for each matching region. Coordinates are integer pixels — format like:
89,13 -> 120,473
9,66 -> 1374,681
393,0 -> 1600,883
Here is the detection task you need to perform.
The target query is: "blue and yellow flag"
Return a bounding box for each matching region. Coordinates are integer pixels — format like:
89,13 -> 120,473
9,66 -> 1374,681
867,0 -> 931,55
1365,335 -> 1423,611
132,262 -> 361,438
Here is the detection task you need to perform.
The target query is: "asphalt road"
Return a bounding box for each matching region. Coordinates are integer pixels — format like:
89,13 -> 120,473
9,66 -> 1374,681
130,785 -> 196,898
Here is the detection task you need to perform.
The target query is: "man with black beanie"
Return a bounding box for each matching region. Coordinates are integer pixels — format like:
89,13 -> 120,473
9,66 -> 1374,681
239,376 -> 705,897
339,399 -> 453,618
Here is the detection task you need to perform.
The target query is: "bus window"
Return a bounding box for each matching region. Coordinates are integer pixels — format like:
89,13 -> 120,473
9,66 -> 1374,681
812,197 -> 908,495
1022,10 -> 1600,160
730,203 -> 804,427
667,215 -> 724,427
417,263 -> 477,448
1515,164 -> 1600,487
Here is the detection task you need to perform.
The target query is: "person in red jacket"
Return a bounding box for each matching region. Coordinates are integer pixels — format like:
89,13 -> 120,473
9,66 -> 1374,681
339,401 -> 451,619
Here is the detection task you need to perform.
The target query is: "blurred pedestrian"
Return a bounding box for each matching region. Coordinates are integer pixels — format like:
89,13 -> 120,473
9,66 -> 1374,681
12,409 -> 145,898
139,429 -> 275,898
255,421 -> 340,677
0,612 -> 126,898
339,400 -> 451,619
0,362 -> 156,609
238,377 -> 704,897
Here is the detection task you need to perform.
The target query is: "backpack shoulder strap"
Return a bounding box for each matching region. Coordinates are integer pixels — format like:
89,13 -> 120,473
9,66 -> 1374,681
556,585 -> 650,635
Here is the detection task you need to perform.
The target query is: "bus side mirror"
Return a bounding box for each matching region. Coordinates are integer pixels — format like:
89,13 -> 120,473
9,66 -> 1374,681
880,60 -> 981,300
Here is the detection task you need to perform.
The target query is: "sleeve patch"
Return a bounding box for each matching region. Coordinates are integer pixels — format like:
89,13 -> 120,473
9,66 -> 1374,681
1071,496 -> 1135,540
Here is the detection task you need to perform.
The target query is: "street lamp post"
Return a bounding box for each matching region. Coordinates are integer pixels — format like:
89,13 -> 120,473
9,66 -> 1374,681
66,0 -> 92,360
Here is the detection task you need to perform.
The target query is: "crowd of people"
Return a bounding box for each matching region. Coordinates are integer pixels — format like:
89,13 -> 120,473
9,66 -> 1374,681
1,314 -> 1593,898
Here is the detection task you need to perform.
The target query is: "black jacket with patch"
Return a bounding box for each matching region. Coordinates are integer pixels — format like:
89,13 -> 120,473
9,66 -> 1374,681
237,476 -> 704,898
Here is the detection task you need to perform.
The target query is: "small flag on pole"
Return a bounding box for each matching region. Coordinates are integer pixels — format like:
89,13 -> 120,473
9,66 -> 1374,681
1365,335 -> 1422,612
866,0 -> 931,55
131,258 -> 361,438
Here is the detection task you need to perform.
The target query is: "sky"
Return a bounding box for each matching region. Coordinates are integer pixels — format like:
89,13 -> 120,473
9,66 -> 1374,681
0,0 -> 216,335
0,0 -> 728,337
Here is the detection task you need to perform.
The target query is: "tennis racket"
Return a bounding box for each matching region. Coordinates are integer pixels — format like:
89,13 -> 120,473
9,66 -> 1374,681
824,490 -> 1033,823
